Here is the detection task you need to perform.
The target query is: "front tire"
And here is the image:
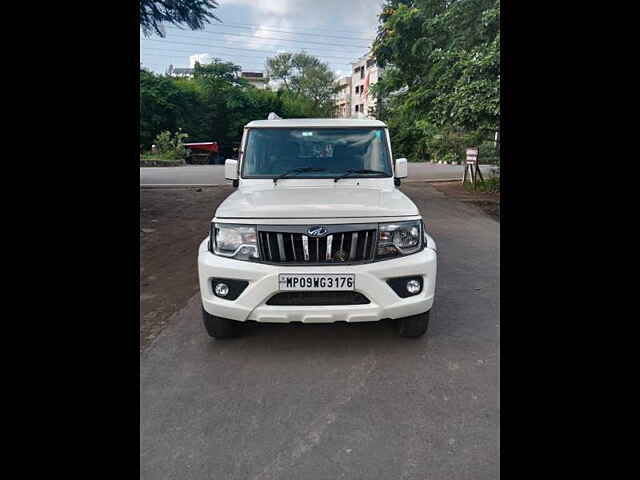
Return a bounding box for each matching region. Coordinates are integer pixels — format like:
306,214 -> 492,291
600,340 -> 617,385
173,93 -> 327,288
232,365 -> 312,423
398,311 -> 430,338
202,305 -> 239,339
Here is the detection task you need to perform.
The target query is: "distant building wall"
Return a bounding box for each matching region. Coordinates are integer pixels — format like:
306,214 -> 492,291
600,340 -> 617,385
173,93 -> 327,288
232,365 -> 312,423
334,76 -> 352,118
241,72 -> 268,90
351,53 -> 383,118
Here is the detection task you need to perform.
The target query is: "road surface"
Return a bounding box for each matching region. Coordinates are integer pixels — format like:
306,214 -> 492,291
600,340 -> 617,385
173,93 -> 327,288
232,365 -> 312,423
140,163 -> 496,186
140,183 -> 500,479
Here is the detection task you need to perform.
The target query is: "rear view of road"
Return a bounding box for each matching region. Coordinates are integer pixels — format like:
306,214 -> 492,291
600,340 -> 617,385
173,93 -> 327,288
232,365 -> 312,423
140,162 -> 495,186
140,183 -> 500,479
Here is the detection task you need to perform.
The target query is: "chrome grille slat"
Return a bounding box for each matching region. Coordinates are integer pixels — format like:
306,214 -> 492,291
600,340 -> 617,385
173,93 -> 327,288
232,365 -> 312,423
277,233 -> 286,261
258,227 -> 376,264
350,232 -> 358,260
302,235 -> 309,261
371,229 -> 377,258
290,233 -> 297,261
265,233 -> 273,260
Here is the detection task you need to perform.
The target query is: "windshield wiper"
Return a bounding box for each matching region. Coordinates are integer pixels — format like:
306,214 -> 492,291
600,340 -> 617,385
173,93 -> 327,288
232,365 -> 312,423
333,169 -> 389,183
273,167 -> 326,184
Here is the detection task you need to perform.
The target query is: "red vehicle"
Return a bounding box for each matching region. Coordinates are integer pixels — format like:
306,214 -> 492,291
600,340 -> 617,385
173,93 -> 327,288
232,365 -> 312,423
183,142 -> 222,165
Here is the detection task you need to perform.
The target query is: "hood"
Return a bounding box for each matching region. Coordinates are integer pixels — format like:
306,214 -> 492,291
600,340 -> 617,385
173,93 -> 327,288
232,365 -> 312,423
215,184 -> 419,219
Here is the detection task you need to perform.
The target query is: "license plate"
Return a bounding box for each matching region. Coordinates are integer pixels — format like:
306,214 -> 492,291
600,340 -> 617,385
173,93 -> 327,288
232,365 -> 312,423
278,273 -> 355,291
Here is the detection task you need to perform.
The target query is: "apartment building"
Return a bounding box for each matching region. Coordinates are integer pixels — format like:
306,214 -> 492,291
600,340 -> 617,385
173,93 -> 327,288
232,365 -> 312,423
351,53 -> 383,118
334,76 -> 352,118
332,53 -> 383,118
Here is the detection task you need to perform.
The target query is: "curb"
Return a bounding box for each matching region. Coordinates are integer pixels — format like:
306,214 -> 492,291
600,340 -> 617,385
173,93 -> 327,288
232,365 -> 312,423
403,178 -> 462,184
139,162 -> 186,168
140,184 -> 226,189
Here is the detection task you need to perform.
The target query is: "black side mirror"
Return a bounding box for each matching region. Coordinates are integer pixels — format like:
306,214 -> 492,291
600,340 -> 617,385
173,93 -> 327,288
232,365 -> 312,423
232,179 -> 239,188
394,178 -> 401,187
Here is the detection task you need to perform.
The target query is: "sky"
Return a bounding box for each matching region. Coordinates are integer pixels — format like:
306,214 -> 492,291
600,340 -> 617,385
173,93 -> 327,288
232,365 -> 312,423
139,0 -> 383,79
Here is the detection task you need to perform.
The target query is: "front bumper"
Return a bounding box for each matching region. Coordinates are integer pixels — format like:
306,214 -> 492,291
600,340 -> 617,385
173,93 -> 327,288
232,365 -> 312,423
198,237 -> 437,323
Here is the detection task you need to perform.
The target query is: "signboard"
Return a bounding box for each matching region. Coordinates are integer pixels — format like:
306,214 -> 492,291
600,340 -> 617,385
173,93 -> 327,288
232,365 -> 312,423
462,147 -> 484,187
466,148 -> 478,164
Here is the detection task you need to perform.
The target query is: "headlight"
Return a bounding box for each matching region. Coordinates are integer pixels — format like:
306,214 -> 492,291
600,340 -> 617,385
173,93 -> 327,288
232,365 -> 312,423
377,220 -> 423,258
210,223 -> 259,260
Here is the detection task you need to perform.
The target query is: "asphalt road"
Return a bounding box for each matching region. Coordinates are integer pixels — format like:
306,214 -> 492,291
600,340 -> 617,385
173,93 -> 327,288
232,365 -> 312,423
140,163 -> 496,186
140,183 -> 500,479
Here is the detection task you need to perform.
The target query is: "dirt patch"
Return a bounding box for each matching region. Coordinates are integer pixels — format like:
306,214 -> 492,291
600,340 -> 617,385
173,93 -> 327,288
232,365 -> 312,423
430,181 -> 500,222
140,186 -> 234,350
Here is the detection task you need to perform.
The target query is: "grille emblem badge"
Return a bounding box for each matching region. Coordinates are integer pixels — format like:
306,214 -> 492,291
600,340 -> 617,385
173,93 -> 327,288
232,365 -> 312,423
307,226 -> 328,237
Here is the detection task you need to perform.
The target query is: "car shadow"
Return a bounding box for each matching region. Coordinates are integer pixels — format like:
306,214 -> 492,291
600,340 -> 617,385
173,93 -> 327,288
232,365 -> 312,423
202,313 -> 439,359
241,318 -> 397,339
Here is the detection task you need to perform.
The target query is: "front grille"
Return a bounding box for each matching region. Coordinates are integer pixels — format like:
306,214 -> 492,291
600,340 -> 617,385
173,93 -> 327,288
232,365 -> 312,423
258,225 -> 377,264
266,291 -> 371,306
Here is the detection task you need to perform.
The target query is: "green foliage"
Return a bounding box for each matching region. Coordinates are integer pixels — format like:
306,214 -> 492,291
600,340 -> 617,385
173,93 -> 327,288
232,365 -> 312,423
140,0 -> 219,37
477,140 -> 500,166
279,90 -> 325,118
140,152 -> 185,165
154,129 -> 188,159
193,60 -> 246,86
423,127 -> 479,164
373,0 -> 500,162
265,52 -> 340,117
139,58 -> 325,158
465,175 -> 500,193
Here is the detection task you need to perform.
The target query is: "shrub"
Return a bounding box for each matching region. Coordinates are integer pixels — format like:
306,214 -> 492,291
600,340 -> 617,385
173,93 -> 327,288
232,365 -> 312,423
154,129 -> 189,159
477,140 -> 500,166
423,128 -> 482,164
465,174 -> 500,193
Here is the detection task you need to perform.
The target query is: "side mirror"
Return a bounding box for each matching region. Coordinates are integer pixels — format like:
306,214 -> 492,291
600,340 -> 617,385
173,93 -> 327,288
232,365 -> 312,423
394,158 -> 408,186
225,159 -> 238,180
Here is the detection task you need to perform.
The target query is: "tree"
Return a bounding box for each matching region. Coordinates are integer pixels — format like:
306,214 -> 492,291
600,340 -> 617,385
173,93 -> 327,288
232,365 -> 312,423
140,0 -> 219,37
140,60 -> 317,156
140,55 -> 339,157
140,67 -> 196,147
372,0 -> 500,162
193,60 -> 247,86
266,52 -> 340,117
265,53 -> 294,90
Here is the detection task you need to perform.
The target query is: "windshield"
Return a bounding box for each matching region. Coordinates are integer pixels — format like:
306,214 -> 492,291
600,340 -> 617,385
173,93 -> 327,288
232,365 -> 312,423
241,128 -> 392,178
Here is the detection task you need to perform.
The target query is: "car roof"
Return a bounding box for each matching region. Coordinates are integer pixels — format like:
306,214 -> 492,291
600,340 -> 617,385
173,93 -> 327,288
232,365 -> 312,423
245,118 -> 387,128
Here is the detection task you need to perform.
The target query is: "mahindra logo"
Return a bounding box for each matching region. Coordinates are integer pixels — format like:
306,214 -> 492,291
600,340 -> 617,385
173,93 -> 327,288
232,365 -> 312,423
307,226 -> 328,237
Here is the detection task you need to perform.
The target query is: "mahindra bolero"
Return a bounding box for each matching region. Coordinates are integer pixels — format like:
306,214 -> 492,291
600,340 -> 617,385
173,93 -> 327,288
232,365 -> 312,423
198,118 -> 437,338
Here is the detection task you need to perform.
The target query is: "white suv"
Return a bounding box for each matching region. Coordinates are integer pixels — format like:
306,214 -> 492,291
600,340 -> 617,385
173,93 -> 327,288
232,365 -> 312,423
198,118 -> 437,338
